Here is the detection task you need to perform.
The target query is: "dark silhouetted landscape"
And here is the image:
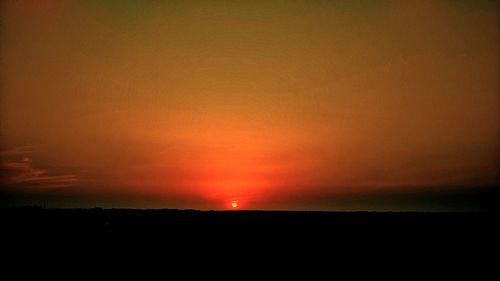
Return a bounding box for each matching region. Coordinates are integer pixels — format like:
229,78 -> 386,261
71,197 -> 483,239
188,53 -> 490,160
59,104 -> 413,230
1,207 -> 498,275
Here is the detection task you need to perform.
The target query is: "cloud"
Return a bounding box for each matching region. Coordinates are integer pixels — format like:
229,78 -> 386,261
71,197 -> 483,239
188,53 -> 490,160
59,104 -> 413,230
1,147 -> 78,188
0,146 -> 37,156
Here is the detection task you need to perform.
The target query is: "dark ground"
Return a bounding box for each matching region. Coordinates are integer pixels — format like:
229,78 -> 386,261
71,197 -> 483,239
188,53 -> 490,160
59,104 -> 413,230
1,208 -> 498,276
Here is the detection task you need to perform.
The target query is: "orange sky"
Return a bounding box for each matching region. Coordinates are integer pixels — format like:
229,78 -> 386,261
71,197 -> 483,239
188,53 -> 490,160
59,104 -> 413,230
1,0 -> 499,210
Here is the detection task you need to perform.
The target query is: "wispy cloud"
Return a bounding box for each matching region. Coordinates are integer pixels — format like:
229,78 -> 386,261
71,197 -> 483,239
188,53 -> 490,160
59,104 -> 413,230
1,147 -> 78,188
0,146 -> 37,156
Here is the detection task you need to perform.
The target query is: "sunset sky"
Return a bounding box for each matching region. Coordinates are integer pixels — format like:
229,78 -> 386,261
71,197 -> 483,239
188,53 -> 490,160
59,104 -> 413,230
1,0 -> 498,210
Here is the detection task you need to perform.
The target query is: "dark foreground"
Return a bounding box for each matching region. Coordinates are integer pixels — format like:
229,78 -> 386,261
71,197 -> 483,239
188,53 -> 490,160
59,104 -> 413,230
1,208 -> 498,275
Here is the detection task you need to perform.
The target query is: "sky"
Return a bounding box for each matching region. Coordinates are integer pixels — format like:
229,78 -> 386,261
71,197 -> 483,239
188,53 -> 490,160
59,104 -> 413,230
1,0 -> 499,211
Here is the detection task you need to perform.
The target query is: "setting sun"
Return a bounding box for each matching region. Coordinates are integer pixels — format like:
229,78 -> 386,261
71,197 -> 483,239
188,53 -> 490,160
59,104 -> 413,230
231,202 -> 238,208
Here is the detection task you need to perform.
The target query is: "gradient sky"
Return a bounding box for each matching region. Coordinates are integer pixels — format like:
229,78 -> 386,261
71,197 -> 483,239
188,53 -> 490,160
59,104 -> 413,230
1,0 -> 499,210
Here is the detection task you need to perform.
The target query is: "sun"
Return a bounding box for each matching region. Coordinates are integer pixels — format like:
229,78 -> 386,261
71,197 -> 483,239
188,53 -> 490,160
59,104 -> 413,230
231,201 -> 238,208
